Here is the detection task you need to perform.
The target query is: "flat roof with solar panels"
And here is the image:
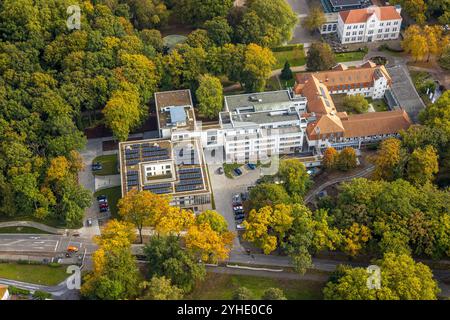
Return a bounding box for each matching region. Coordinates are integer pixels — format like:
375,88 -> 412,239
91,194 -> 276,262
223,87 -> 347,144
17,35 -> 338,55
119,138 -> 212,205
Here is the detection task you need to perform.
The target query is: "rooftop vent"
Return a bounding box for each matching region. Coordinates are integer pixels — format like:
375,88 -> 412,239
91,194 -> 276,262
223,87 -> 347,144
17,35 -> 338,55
249,95 -> 262,102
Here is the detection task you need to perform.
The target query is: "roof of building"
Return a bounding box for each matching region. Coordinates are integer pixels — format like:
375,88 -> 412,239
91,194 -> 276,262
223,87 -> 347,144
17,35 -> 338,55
341,109 -> 411,138
155,90 -> 196,131
300,75 -> 337,115
0,285 -> 8,299
119,138 -> 211,198
224,90 -> 305,113
339,6 -> 402,24
169,106 -> 187,124
331,0 -> 364,7
231,109 -> 300,126
294,62 -> 392,94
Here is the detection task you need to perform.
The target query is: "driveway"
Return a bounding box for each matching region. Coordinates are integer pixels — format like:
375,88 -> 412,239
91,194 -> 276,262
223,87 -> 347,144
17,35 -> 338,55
208,164 -> 263,252
287,0 -> 320,45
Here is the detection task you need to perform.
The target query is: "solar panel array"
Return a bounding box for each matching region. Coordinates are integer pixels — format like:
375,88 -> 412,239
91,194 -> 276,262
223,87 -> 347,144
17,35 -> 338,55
175,184 -> 204,192
179,173 -> 202,180
178,168 -> 201,174
125,143 -> 171,167
177,179 -> 203,186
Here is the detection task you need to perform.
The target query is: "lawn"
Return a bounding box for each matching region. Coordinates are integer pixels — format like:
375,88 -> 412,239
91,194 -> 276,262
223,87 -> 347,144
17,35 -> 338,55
92,154 -> 119,176
265,76 -> 281,91
94,186 -> 122,219
335,51 -> 366,63
409,70 -> 434,106
223,163 -> 243,179
0,226 -> 51,234
272,45 -> 306,69
187,273 -> 324,300
0,262 -> 68,286
367,98 -> 389,112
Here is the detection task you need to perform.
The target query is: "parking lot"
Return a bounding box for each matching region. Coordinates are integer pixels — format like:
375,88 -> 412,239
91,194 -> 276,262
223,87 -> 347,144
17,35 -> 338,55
386,65 -> 426,123
208,164 -> 263,251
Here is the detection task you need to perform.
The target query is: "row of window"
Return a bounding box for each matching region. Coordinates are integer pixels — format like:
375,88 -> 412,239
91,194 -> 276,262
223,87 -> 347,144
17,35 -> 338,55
345,27 -> 398,37
343,33 -> 398,42
346,20 -> 399,30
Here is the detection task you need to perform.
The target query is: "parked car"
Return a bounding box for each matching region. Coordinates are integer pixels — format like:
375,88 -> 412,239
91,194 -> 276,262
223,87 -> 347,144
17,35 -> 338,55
216,167 -> 224,175
232,193 -> 242,205
235,213 -> 245,220
233,205 -> 243,211
236,224 -> 246,230
99,207 -> 109,213
98,198 -> 108,204
234,168 -> 242,176
97,195 -> 107,201
246,163 -> 256,170
67,246 -> 79,253
234,209 -> 244,215
99,203 -> 109,209
240,192 -> 249,201
91,162 -> 103,171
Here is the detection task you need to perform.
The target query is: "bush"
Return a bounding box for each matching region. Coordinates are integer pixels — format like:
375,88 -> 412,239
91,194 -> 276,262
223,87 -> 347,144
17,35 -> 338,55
262,288 -> 287,300
32,290 -> 52,300
272,44 -> 303,52
8,286 -> 30,296
343,95 -> 369,114
233,287 -> 254,300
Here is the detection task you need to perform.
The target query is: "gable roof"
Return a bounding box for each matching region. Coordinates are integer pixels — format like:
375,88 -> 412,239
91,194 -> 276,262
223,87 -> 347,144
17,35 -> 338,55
339,6 -> 402,24
299,75 -> 337,115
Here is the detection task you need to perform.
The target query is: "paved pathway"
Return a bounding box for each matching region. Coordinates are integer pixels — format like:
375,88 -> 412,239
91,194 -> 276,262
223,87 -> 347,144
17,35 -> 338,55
304,165 -> 375,203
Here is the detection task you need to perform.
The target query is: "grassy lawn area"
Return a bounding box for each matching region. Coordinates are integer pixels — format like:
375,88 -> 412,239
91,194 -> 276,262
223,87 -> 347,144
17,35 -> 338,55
0,226 -> 51,234
409,71 -> 434,106
367,98 -> 389,112
0,215 -> 73,229
265,76 -> 281,91
94,186 -> 122,219
187,273 -> 324,300
272,45 -> 306,69
92,154 -> 119,176
335,51 -> 366,63
223,163 -> 243,179
0,262 -> 68,286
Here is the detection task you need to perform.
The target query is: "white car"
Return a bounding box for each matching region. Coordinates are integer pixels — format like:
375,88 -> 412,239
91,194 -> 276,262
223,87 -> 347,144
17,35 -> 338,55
236,224 -> 246,230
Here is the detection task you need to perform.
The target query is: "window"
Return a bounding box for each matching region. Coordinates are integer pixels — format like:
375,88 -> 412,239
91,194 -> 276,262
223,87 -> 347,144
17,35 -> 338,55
394,21 -> 399,25
380,22 -> 384,26
359,31 -> 363,35
385,28 -> 390,32
368,30 -> 374,34
384,34 -> 388,38
346,32 -> 350,36
378,29 -> 383,33
392,27 -> 397,32
353,25 -> 358,29
352,31 -> 357,35
386,22 -> 391,26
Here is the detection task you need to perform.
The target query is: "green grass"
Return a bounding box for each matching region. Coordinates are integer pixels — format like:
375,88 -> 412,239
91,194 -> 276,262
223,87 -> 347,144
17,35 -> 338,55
163,34 -> 187,49
367,98 -> 389,112
0,262 -> 68,286
94,186 -> 122,219
187,273 -> 324,300
335,51 -> 366,63
265,76 -> 281,91
0,214 -> 75,229
409,71 -> 434,106
0,226 -> 51,234
92,154 -> 119,176
223,163 -> 244,179
273,45 -> 306,69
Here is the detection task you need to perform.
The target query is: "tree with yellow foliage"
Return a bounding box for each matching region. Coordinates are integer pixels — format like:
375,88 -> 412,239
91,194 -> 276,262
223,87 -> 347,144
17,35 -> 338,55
185,222 -> 234,263
118,189 -> 171,243
81,220 -> 140,300
153,207 -> 195,236
341,223 -> 371,256
243,204 -> 294,254
46,156 -> 70,181
406,145 -> 439,186
372,138 -> 402,181
322,147 -> 338,170
402,25 -> 428,62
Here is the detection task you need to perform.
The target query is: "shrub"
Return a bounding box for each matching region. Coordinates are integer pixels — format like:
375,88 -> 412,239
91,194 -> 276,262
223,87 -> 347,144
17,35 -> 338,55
233,287 -> 254,300
8,286 -> 30,296
33,290 -> 52,300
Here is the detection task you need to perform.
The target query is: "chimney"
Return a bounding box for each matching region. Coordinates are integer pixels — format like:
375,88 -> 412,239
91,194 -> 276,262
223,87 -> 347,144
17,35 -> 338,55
395,5 -> 402,15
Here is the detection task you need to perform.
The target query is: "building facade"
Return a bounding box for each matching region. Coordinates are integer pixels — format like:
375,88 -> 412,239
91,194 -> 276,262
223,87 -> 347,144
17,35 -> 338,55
337,5 -> 402,44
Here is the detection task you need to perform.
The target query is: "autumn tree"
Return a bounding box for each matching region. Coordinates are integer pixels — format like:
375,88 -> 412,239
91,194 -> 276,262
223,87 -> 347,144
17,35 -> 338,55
390,0 -> 427,25
117,189 -> 171,243
196,210 -> 229,234
336,147 -> 358,171
406,145 -> 439,185
242,44 -> 276,92
372,138 -> 402,181
322,147 -> 338,170
185,221 -> 234,263
323,253 -> 440,300
306,42 -> 336,71
103,85 -> 141,142
302,7 -> 326,34
340,223 -> 371,256
402,25 -> 429,62
196,74 -> 223,119
81,220 -> 140,300
127,0 -> 169,29
173,0 -> 234,25
140,276 -> 183,300
243,204 -> 294,254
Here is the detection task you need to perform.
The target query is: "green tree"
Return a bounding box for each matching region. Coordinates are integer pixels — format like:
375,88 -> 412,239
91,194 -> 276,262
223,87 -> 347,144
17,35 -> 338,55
246,183 -> 291,211
262,288 -> 287,300
140,276 -> 184,300
174,0 -> 234,25
196,210 -> 228,234
233,287 -> 254,300
279,159 -> 311,196
306,42 -> 336,71
343,95 -> 369,114
372,138 -> 403,181
204,17 -> 232,46
196,74 -> 223,119
323,253 -> 440,300
336,147 -> 358,171
302,7 -> 326,34
103,85 -> 141,142
280,61 -> 293,81
127,0 -> 169,29
242,43 -> 276,92
144,235 -> 206,292
406,145 -> 439,185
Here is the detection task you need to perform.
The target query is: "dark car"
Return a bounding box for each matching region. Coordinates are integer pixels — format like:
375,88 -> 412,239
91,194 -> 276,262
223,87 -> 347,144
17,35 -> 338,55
234,209 -> 244,215
234,168 -> 242,176
97,195 -> 107,201
92,162 -> 103,171
99,207 -> 109,213
235,214 -> 245,220
247,163 -> 256,170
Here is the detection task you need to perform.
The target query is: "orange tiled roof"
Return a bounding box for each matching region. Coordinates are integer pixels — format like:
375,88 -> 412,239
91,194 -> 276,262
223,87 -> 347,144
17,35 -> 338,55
340,109 -> 411,138
294,62 -> 391,94
339,6 -> 402,24
300,75 -> 337,115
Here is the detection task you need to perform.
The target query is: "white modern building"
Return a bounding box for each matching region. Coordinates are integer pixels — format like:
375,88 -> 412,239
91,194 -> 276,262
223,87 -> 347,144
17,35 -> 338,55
337,5 -> 402,44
